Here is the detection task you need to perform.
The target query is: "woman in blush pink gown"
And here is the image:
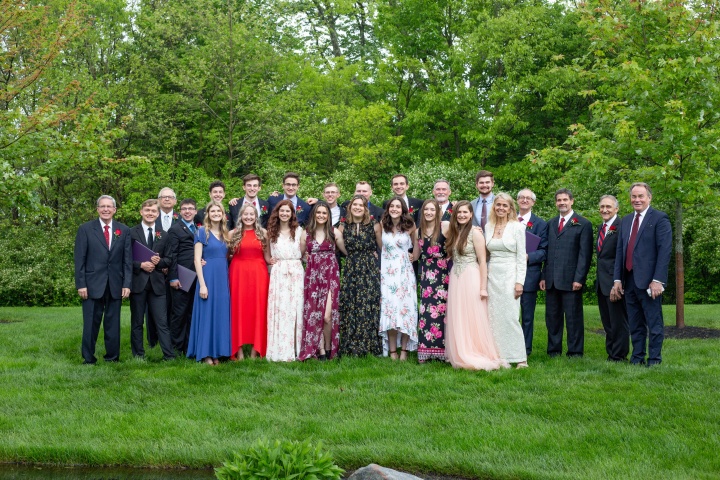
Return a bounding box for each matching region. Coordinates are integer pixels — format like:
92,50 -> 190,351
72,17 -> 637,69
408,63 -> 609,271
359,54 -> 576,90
444,200 -> 508,371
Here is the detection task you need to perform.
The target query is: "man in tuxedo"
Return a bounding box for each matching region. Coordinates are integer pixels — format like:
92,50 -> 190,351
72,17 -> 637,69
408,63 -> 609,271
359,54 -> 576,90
383,174 -> 424,224
516,189 -> 548,356
595,195 -> 629,362
539,188 -> 593,357
229,174 -> 271,228
74,195 -> 132,364
195,180 -> 228,225
267,172 -> 311,225
345,181 -> 384,219
433,179 -> 453,221
470,170 -> 495,229
129,199 -> 175,360
166,198 -> 199,354
611,183 -> 671,366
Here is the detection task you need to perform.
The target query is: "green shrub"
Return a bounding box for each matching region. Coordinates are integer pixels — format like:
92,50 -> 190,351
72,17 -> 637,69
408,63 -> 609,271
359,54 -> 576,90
215,439 -> 344,480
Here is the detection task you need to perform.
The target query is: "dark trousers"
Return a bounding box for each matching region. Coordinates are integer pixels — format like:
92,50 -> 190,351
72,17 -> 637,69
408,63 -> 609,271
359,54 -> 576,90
170,281 -> 196,353
624,270 -> 664,365
81,285 -> 121,363
545,287 -> 584,356
130,283 -> 175,360
145,278 -> 173,347
597,288 -> 629,361
520,290 -> 538,356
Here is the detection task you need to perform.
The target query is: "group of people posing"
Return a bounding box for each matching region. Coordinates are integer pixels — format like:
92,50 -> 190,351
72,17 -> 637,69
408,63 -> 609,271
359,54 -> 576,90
74,170 -> 672,370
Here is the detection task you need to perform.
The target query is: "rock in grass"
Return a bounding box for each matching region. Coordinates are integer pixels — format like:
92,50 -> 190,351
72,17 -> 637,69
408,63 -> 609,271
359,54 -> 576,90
348,464 -> 424,479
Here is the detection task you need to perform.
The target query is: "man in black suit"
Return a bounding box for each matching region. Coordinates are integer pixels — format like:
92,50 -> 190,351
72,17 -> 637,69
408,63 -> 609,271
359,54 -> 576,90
129,199 -> 175,360
228,174 -> 271,228
433,179 -> 454,221
516,189 -> 548,356
595,195 -> 629,362
166,198 -> 199,354
267,172 -> 311,225
539,188 -> 593,357
611,183 -> 672,366
343,181 -> 384,220
195,180 -> 228,225
383,174 -> 424,224
74,195 -> 132,364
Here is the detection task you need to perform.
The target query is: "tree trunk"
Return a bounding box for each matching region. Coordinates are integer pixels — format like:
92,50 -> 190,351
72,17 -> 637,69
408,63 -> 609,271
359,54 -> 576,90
674,199 -> 685,328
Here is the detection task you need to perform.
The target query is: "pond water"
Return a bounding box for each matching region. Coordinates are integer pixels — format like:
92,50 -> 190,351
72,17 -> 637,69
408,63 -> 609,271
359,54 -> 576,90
0,465 -> 216,479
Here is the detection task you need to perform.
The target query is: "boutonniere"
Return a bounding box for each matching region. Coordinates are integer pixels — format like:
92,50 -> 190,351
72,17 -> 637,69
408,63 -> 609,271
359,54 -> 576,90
155,231 -> 162,240
340,216 -> 346,223
606,225 -> 617,236
570,217 -> 580,226
261,205 -> 268,215
409,206 -> 414,214
196,223 -> 203,228
296,205 -> 303,214
113,229 -> 122,238
446,208 -> 452,215
526,221 -> 534,230
370,215 -> 375,221
172,212 -> 178,220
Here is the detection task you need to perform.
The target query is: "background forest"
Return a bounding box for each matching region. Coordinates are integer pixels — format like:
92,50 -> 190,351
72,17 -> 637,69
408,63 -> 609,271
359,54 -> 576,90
1,0 -> 719,312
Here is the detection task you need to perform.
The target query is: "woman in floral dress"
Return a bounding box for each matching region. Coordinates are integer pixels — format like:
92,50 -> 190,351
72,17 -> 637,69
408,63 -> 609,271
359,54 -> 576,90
416,199 -> 450,363
339,195 -> 383,357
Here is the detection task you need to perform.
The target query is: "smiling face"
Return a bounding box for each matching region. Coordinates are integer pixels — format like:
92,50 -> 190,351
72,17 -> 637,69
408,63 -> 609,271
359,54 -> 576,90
388,199 -> 403,219
158,189 -> 177,212
97,198 -> 116,223
433,182 -> 450,204
241,205 -> 257,228
493,198 -> 511,220
476,176 -> 494,196
210,187 -> 225,203
517,189 -> 535,214
599,198 -> 618,222
423,202 -> 437,222
350,198 -> 366,220
278,204 -> 292,223
243,180 -> 261,199
391,177 -> 409,196
180,203 -> 196,222
314,205 -> 329,225
456,205 -> 472,225
207,204 -> 224,224
283,178 -> 299,197
323,186 -> 339,205
140,204 -> 159,225
630,185 -> 651,213
555,193 -> 574,216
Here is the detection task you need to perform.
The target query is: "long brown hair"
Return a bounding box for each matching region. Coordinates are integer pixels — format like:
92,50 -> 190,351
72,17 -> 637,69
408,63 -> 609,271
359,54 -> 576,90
445,200 -> 474,258
419,199 -> 442,245
228,203 -> 267,256
267,200 -> 299,243
306,201 -> 335,244
381,196 -> 414,233
202,201 -> 230,244
346,195 -> 371,225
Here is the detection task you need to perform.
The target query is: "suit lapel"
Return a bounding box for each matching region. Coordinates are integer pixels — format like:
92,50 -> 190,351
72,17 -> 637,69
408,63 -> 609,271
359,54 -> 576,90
635,207 -> 654,242
94,221 -> 110,250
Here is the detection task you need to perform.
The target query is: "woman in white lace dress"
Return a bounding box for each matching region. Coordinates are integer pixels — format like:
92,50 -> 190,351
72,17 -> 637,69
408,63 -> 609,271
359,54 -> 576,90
485,193 -> 528,368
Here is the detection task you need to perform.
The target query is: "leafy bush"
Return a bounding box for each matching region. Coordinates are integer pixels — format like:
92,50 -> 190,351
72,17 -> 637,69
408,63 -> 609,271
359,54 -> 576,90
215,439 -> 344,480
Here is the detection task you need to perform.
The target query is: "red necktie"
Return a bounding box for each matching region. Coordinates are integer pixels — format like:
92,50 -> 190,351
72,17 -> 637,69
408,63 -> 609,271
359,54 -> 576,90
625,213 -> 641,271
104,225 -> 110,248
597,223 -> 606,252
253,201 -> 257,206
558,217 -> 565,233
518,216 -> 524,222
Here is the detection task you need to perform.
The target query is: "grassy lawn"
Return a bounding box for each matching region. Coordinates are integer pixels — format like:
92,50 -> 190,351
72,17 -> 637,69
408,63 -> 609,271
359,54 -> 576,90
0,305 -> 718,480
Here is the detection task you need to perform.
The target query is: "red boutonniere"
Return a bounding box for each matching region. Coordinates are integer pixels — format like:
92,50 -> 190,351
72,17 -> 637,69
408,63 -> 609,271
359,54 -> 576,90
570,218 -> 580,226
296,205 -> 303,214
261,205 -> 268,215
526,221 -> 534,229
172,212 -> 179,220
606,225 -> 617,236
370,215 -> 375,221
113,229 -> 122,238
155,231 -> 162,240
196,223 -> 203,228
446,208 -> 452,216
409,206 -> 414,214
340,216 -> 346,223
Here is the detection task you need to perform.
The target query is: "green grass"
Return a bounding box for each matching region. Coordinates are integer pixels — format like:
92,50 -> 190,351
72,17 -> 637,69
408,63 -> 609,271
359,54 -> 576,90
1,305 -> 719,480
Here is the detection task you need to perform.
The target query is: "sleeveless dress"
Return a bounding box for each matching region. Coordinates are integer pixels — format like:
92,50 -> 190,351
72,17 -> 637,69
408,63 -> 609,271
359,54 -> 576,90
339,221 -> 382,356
229,229 -> 269,357
266,230 -> 304,362
445,232 -> 507,371
417,233 -> 450,362
298,233 -> 340,360
486,222 -> 527,363
187,228 -> 231,361
379,229 -> 418,354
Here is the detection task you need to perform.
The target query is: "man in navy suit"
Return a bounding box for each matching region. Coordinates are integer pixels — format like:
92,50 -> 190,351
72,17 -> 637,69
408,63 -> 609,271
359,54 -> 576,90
74,195 -> 132,364
596,195 -> 629,362
433,179 -> 454,221
383,174 -> 424,225
228,174 -> 271,228
516,189 -> 548,356
267,172 -> 311,225
540,188 -> 593,357
612,183 -> 671,366
470,170 -> 495,229
129,199 -> 175,361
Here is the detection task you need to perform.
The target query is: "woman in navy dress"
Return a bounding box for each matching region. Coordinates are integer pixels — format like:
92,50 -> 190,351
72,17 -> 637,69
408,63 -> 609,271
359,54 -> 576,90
187,201 -> 232,365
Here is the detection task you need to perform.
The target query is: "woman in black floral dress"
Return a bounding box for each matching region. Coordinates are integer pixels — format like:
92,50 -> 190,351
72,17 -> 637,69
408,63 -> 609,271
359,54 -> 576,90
416,199 -> 450,362
339,195 -> 383,356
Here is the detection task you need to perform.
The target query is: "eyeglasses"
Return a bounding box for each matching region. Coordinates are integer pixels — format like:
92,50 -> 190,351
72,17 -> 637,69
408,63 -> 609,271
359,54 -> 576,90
159,195 -> 176,200
180,207 -> 196,212
517,196 -> 534,201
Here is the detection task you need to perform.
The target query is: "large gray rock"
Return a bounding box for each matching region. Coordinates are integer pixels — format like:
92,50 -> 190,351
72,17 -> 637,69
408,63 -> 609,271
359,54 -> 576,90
348,464 -> 424,480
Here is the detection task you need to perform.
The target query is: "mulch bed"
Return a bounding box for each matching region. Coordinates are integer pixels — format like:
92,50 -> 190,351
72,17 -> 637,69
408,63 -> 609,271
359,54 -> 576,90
593,326 -> 720,340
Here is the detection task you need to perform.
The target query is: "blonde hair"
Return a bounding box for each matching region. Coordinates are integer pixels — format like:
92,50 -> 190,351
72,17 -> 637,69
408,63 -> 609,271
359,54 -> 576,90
228,203 -> 267,256
488,192 -> 518,225
203,201 -> 230,244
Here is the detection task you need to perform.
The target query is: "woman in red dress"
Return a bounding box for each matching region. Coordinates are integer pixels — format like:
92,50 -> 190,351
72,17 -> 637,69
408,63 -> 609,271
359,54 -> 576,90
228,203 -> 271,359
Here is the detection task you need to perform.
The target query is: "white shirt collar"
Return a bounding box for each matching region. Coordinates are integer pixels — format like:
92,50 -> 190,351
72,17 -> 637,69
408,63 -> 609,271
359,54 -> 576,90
560,210 -> 575,224
518,210 -> 532,225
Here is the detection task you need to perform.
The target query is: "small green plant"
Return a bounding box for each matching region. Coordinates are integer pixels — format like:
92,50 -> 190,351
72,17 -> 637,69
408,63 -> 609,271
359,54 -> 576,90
215,439 -> 344,480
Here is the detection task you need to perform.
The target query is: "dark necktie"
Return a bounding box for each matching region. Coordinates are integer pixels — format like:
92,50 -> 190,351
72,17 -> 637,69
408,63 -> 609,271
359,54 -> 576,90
147,227 -> 154,248
518,216 -> 524,223
625,213 -> 641,271
189,223 -> 196,234
558,217 -> 565,233
481,200 -> 488,230
104,225 -> 110,248
597,223 -> 606,252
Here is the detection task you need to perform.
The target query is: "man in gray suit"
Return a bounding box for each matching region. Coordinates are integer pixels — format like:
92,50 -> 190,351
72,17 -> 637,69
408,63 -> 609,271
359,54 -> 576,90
470,170 -> 495,229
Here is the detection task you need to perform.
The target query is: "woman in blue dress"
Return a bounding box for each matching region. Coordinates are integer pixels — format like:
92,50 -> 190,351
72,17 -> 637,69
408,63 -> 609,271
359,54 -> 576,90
187,201 -> 232,365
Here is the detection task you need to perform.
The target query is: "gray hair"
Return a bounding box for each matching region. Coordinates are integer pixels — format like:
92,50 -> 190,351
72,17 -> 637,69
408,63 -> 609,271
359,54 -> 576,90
96,195 -> 116,208
629,182 -> 652,196
433,179 -> 451,189
157,187 -> 176,199
517,189 -> 536,201
599,195 -> 619,208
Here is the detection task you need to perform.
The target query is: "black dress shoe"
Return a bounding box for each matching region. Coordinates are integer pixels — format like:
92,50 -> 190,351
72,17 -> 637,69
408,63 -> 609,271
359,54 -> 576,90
317,353 -> 327,361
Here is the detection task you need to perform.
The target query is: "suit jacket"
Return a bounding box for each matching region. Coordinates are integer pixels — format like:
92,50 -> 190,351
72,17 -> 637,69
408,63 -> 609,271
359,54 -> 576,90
229,198 -> 271,229
268,195 -> 311,225
166,220 -> 197,281
440,202 -> 454,222
74,220 -> 132,299
541,212 -> 593,291
130,224 -> 172,294
383,197 -> 424,225
470,194 -> 494,227
613,207 -> 672,290
595,217 -> 622,296
523,213 -> 548,292
155,211 -> 178,233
